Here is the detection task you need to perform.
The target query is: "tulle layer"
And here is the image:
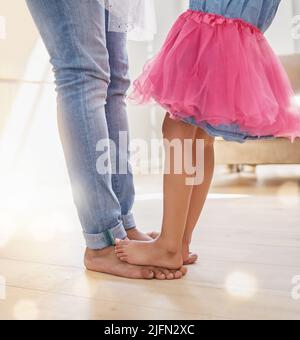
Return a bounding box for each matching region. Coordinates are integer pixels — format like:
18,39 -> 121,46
131,10 -> 300,141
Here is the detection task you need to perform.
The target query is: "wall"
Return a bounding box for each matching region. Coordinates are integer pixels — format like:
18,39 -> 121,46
266,0 -> 294,55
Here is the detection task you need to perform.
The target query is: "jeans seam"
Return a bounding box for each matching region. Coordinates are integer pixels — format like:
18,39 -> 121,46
111,174 -> 121,202
82,2 -> 108,231
69,2 -> 113,232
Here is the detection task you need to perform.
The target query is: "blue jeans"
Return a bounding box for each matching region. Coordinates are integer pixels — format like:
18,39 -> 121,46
26,0 -> 135,249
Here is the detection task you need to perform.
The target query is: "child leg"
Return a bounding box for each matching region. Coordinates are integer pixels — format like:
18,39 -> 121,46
115,115 -> 197,269
183,129 -> 215,264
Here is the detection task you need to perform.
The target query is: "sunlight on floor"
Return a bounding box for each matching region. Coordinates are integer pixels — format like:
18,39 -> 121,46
277,181 -> 300,207
13,300 -> 39,320
0,275 -> 5,300
225,272 -> 258,299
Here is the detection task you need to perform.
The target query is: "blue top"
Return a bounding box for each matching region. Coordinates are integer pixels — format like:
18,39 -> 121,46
189,0 -> 281,32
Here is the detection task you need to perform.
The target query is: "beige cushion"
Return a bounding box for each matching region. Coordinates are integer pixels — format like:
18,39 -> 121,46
215,54 -> 300,165
215,138 -> 300,165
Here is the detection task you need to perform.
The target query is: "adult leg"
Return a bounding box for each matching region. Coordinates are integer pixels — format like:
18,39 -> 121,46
25,0 -> 169,279
105,15 -> 153,242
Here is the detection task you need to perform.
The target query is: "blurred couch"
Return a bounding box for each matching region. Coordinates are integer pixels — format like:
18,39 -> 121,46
215,54 -> 300,166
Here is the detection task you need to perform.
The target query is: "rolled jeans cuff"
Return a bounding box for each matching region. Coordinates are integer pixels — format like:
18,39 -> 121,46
122,213 -> 136,230
83,222 -> 127,250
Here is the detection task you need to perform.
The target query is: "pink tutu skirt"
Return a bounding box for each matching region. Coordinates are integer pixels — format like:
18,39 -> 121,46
131,10 -> 300,141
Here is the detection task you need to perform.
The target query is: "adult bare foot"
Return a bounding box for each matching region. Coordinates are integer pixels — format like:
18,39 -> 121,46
115,238 -> 183,270
147,231 -> 160,239
127,228 -> 156,242
84,247 -> 185,280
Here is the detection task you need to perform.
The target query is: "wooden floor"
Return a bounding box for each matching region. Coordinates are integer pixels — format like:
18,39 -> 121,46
0,164 -> 300,320
1,69 -> 299,320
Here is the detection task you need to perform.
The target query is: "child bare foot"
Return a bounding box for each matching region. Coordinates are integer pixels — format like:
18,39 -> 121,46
115,238 -> 183,270
182,242 -> 198,265
127,229 -> 198,265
